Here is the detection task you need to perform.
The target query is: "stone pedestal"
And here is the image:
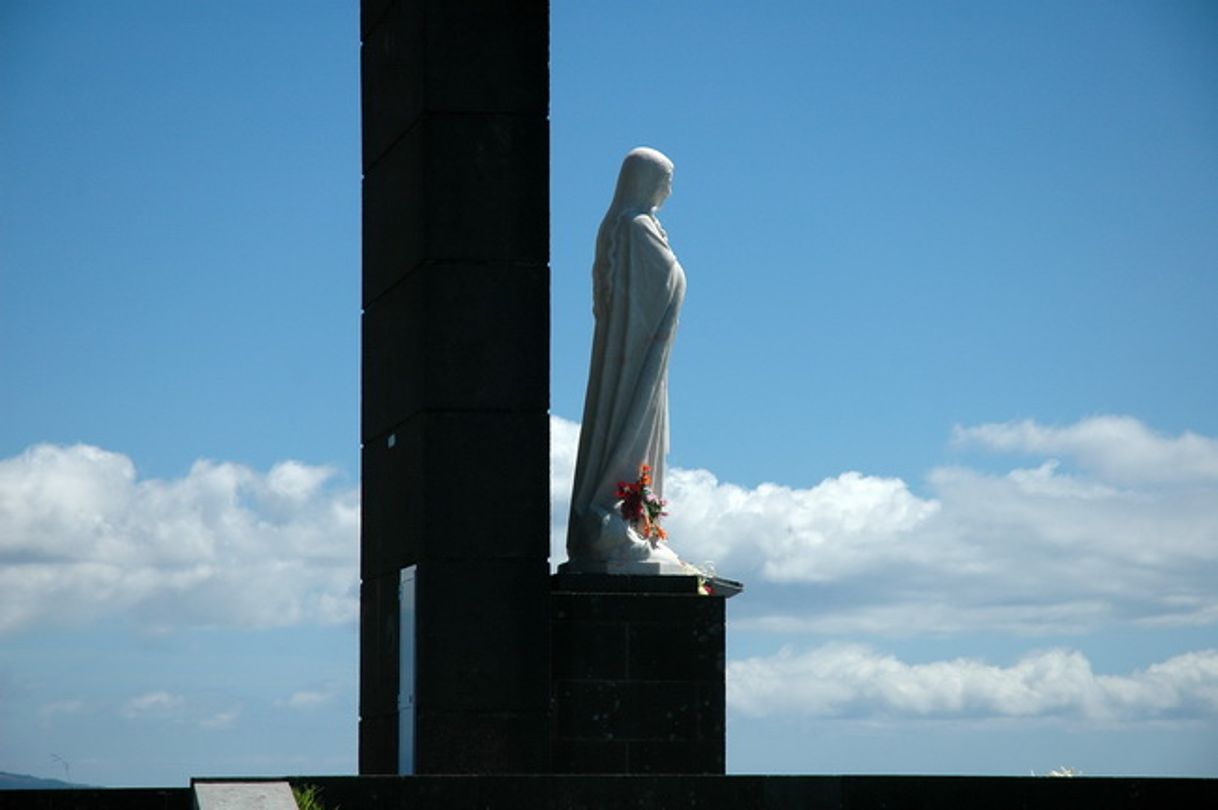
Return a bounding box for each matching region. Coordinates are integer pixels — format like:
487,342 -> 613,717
550,575 -> 726,774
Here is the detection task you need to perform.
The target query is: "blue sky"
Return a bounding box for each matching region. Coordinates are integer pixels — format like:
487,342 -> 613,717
2,0 -> 1217,787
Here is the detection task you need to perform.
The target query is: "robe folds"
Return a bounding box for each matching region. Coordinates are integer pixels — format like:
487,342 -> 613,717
567,209 -> 686,564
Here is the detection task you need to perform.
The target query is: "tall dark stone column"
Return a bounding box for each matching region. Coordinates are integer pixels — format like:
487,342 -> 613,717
359,0 -> 550,774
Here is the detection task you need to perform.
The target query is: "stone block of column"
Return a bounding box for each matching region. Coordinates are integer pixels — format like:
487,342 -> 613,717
356,712 -> 399,776
414,559 -> 551,714
360,412 -> 549,577
361,0 -> 547,167
361,262 -> 549,428
361,115 -> 549,303
358,574 -> 400,718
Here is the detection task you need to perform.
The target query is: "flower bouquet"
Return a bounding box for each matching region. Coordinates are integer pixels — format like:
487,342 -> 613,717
616,464 -> 668,547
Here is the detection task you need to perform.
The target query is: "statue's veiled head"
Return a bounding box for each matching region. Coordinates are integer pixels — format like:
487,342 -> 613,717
610,147 -> 674,213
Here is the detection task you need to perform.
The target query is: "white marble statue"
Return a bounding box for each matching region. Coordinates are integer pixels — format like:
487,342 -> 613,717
563,147 -> 690,575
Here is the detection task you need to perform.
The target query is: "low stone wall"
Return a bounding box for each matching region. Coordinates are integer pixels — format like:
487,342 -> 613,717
288,774 -> 1218,809
0,787 -> 191,810
1,775 -> 1215,810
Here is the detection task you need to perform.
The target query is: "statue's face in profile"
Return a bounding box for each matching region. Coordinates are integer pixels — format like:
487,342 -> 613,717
654,166 -> 673,209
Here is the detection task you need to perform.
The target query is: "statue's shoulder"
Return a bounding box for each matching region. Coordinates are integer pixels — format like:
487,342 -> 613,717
626,212 -> 666,243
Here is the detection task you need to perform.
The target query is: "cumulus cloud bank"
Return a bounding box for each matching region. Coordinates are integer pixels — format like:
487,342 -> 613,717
5,413 -> 1215,645
0,444 -> 358,634
551,414 -> 1218,635
729,644 -> 1218,723
4,414 -> 1216,730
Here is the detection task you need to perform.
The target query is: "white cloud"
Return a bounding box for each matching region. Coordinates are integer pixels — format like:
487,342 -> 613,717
952,415 -> 1218,485
0,444 -> 359,634
6,413 -> 1215,641
119,691 -> 240,730
549,414 -> 1218,635
728,644 -> 1218,723
664,468 -> 940,583
265,461 -> 334,505
39,699 -> 85,718
122,691 -> 184,719
198,709 -> 240,730
278,689 -> 331,710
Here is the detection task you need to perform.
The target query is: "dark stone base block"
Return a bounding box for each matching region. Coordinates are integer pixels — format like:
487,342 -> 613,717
3,776 -> 1216,810
550,575 -> 725,774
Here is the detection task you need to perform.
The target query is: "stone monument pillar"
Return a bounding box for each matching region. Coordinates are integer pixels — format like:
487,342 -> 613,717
358,0 -> 550,774
550,574 -> 727,774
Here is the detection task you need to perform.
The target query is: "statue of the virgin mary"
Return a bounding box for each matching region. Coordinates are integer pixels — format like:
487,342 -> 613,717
563,147 -> 690,574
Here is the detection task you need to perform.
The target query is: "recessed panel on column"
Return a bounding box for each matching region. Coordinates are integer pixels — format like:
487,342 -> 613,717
398,565 -> 416,775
